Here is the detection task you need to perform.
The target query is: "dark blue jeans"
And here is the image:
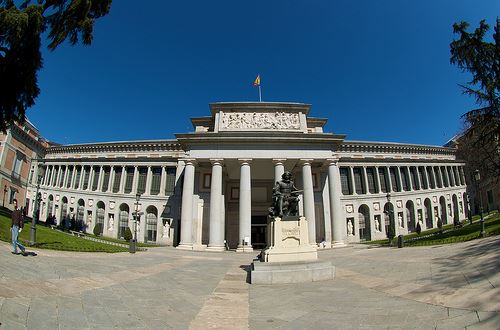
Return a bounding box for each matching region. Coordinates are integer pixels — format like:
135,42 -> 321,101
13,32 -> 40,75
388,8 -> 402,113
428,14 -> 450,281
11,225 -> 26,254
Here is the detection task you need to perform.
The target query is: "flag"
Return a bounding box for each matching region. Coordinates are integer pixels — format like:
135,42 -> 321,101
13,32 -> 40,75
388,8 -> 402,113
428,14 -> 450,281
253,74 -> 260,86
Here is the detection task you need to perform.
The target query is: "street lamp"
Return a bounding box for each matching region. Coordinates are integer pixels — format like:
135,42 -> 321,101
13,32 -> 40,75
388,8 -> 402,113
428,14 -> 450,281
30,172 -> 43,246
473,170 -> 485,238
130,193 -> 142,254
2,185 -> 7,208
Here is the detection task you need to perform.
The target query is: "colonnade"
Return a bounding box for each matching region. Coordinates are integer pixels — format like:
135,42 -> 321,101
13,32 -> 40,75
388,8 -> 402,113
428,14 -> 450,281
177,158 -> 345,251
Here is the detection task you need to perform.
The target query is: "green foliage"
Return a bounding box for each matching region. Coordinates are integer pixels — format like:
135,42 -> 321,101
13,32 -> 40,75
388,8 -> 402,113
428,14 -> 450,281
93,223 -> 102,236
0,211 -> 126,252
0,0 -> 112,131
450,19 -> 500,180
123,227 -> 132,241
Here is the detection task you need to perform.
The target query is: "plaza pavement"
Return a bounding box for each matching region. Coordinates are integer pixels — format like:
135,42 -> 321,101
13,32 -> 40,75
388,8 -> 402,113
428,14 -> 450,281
0,236 -> 498,329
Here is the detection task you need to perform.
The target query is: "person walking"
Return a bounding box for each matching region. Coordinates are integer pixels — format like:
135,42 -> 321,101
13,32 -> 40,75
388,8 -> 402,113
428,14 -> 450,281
11,199 -> 26,255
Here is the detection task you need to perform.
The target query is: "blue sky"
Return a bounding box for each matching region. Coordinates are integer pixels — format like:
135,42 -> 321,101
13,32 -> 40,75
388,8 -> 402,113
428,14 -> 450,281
27,0 -> 499,146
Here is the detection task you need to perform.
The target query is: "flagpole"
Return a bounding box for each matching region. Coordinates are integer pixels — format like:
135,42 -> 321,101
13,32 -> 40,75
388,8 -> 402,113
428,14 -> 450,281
258,85 -> 262,102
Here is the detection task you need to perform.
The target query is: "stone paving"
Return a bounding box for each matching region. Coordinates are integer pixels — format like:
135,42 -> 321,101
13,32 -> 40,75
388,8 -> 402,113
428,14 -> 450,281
0,236 -> 498,329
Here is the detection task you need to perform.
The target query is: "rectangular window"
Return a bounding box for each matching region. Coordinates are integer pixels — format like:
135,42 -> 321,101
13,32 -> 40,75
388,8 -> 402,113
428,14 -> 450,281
487,190 -> 494,204
74,166 -> 81,189
390,167 -> 398,191
418,167 -> 427,189
82,166 -> 90,190
353,167 -> 364,194
137,167 -> 147,194
113,168 -> 122,193
427,167 -> 435,189
434,167 -> 441,188
203,173 -> 211,189
441,167 -> 448,187
150,167 -> 161,195
378,168 -> 388,193
339,167 -> 351,195
51,167 -> 58,186
101,167 -> 111,192
12,152 -> 23,177
164,168 -> 176,196
29,168 -> 34,184
366,168 -> 376,193
410,167 -> 419,190
92,167 -> 100,191
124,167 -> 134,194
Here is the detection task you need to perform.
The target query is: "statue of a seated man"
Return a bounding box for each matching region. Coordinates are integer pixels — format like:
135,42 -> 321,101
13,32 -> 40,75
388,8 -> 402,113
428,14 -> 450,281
269,171 -> 301,217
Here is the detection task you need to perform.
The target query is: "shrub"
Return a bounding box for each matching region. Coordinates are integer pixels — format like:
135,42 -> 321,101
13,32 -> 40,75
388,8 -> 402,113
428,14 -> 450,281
124,227 -> 133,241
93,223 -> 103,236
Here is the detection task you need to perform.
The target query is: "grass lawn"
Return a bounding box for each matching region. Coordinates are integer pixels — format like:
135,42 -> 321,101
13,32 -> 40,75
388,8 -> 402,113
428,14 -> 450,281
366,211 -> 500,247
85,233 -> 159,248
0,211 -> 128,253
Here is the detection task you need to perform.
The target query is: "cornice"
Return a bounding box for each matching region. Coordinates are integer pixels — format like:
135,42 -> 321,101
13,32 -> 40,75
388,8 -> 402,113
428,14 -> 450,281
338,141 -> 456,156
46,140 -> 183,155
9,124 -> 47,156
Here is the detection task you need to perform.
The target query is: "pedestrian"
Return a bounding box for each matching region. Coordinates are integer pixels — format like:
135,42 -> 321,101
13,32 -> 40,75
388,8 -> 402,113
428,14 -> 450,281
11,199 -> 26,255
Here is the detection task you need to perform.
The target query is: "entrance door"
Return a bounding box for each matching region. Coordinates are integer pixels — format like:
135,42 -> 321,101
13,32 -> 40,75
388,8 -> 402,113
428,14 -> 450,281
251,215 -> 267,250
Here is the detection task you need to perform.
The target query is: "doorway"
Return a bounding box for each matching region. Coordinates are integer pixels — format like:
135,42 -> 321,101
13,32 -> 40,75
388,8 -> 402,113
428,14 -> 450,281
251,215 -> 267,250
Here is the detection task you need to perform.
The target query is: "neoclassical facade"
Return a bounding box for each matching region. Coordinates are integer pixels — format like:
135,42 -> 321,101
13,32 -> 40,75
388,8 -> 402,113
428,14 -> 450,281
26,102 -> 468,249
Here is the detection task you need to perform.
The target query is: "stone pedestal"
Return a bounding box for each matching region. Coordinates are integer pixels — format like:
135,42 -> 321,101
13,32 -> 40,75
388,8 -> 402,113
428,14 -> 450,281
262,216 -> 317,262
251,216 -> 335,284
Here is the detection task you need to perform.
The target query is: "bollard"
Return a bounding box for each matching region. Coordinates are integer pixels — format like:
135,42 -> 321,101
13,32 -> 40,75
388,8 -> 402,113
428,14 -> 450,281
397,235 -> 404,248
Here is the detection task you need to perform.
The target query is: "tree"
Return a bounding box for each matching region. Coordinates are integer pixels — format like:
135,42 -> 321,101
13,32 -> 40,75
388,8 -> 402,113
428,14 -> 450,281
450,19 -> 500,181
0,0 -> 112,131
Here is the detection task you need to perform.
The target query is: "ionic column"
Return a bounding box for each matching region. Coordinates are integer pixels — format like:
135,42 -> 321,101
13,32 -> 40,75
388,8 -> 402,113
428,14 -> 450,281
108,166 -> 115,193
132,166 -> 139,194
97,165 -> 104,191
119,166 -> 126,193
55,166 -> 61,187
450,166 -> 456,186
328,158 -> 346,246
273,159 -> 286,183
442,166 -> 450,187
459,166 -> 466,185
375,166 -> 381,193
349,166 -> 357,195
237,159 -> 252,252
414,167 -> 421,190
406,166 -> 414,191
159,166 -> 167,196
301,159 -> 316,244
62,166 -> 69,188
70,166 -> 77,188
396,166 -> 403,191
87,166 -> 94,191
362,166 -> 370,194
208,159 -> 224,251
78,167 -> 85,190
145,166 -> 152,195
178,160 -> 196,249
386,167 -> 393,192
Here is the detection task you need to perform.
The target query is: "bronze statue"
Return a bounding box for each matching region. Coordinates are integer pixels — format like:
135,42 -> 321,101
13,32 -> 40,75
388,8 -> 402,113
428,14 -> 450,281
269,171 -> 301,217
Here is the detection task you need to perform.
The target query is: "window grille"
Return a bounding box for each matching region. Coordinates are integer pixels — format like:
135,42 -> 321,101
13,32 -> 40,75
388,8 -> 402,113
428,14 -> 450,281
66,166 -> 73,188
124,167 -> 134,193
146,213 -> 157,242
92,167 -> 100,191
353,167 -> 364,194
150,167 -> 161,195
378,168 -> 388,193
165,168 -> 176,196
340,167 -> 351,195
118,210 -> 129,238
74,166 -> 81,189
82,167 -> 90,190
113,168 -> 122,193
137,167 -> 147,194
366,168 -> 376,193
101,167 -> 111,192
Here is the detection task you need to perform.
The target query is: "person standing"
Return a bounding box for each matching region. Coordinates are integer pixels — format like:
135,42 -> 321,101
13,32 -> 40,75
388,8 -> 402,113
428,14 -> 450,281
11,199 -> 26,255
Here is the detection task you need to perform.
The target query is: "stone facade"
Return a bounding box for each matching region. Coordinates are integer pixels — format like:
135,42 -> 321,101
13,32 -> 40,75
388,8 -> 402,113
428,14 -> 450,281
25,102 -> 467,247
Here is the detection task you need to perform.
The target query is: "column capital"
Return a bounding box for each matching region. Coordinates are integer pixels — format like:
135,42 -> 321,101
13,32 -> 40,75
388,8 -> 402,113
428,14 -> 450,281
209,159 -> 224,165
180,158 -> 197,166
272,158 -> 287,165
326,157 -> 340,166
299,159 -> 314,166
238,158 -> 252,165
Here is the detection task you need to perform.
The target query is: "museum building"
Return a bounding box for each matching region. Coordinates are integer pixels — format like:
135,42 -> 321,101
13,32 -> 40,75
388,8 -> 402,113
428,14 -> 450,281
25,102 -> 468,250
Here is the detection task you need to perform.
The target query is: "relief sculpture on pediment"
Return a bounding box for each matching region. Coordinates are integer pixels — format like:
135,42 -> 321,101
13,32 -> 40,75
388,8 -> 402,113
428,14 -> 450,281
220,112 -> 300,130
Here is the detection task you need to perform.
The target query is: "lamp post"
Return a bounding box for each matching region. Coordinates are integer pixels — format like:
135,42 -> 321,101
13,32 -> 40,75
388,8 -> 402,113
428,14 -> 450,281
30,174 -> 43,246
473,170 -> 485,238
2,185 -> 7,208
130,193 -> 142,254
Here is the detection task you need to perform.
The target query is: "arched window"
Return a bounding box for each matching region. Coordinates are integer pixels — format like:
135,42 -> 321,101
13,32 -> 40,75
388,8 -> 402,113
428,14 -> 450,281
146,206 -> 158,242
119,204 -> 129,239
96,201 -> 105,235
357,205 -> 370,241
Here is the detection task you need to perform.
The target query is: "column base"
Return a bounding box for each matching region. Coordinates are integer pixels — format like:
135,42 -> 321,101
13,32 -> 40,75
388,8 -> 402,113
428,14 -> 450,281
236,245 -> 254,253
332,241 -> 347,248
176,243 -> 194,250
206,245 -> 225,252
192,244 -> 207,251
